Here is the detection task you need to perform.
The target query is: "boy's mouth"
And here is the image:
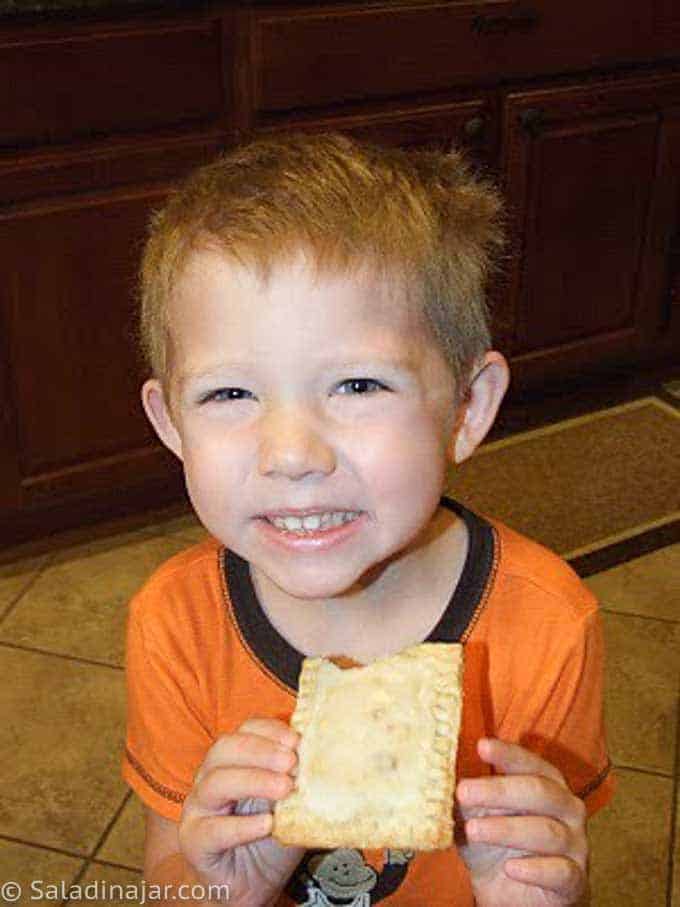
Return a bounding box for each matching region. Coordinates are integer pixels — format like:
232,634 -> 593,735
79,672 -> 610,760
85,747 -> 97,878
264,510 -> 361,534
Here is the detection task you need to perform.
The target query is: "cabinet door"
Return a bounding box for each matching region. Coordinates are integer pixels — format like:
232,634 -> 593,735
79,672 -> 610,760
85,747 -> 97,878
0,136 -> 223,526
1,188 -> 178,513
502,72 -> 680,387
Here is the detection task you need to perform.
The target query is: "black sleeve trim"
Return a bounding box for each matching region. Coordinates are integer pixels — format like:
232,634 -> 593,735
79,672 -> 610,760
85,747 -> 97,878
125,747 -> 186,804
576,758 -> 613,801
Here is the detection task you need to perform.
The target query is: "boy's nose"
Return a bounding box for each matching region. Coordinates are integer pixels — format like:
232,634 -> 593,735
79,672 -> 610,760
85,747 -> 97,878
257,405 -> 336,479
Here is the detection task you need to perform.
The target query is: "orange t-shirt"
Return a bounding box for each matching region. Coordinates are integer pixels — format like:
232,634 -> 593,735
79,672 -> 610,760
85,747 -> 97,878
123,498 -> 615,905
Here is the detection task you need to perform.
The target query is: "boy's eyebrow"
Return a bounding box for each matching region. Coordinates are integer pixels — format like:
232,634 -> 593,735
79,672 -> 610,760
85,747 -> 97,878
179,352 -> 422,384
179,364 -> 253,384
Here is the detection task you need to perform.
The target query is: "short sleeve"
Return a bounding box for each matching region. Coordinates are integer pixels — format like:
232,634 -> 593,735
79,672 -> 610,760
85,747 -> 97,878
122,608 -> 213,821
500,606 -> 616,816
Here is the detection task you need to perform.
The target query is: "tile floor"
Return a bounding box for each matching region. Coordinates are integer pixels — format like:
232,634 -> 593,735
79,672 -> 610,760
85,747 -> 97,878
0,511 -> 678,905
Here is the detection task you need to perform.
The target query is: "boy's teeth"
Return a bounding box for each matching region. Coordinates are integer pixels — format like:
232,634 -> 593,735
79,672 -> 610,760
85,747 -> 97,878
269,511 -> 360,532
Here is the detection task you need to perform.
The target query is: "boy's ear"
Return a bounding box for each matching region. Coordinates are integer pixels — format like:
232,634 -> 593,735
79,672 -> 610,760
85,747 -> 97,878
449,351 -> 510,465
141,379 -> 183,461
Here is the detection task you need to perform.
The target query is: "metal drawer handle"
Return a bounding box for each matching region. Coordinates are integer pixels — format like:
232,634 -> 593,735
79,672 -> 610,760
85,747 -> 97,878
471,7 -> 540,35
464,116 -> 486,141
519,107 -> 545,137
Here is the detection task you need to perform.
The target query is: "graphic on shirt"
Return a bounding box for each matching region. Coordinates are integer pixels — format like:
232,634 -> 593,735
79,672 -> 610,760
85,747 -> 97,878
287,848 -> 414,905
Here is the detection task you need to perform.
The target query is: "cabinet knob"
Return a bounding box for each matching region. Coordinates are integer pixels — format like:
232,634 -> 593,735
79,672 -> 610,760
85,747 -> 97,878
471,7 -> 539,35
464,116 -> 486,141
519,108 -> 545,137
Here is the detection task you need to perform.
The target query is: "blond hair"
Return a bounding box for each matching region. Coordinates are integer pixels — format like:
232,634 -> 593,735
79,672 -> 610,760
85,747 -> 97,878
139,132 -> 506,401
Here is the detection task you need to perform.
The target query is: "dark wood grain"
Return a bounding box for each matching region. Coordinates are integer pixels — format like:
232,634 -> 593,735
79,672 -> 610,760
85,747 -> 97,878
502,71 -> 680,386
251,0 -> 653,116
0,0 -> 678,546
0,18 -> 224,150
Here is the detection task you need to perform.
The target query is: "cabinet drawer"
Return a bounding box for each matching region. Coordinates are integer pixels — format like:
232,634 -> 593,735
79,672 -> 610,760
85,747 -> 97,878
252,1 -> 653,116
258,95 -> 499,167
0,133 -> 227,205
0,19 -> 224,149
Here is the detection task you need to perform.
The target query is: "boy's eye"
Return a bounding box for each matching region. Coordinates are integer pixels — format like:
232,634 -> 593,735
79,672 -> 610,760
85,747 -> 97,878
336,378 -> 387,395
200,387 -> 254,403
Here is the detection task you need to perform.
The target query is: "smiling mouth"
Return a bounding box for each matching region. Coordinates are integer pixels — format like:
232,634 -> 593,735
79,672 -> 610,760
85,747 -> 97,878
264,511 -> 361,534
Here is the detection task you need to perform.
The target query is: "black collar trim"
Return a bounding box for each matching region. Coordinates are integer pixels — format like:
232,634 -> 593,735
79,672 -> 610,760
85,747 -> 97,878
221,497 -> 496,693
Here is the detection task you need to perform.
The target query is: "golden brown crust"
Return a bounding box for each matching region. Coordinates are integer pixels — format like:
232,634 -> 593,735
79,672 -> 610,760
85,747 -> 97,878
327,654 -> 363,670
273,643 -> 463,851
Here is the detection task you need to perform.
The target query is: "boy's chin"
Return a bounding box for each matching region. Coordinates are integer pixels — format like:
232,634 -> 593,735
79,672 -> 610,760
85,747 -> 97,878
261,563 -> 381,602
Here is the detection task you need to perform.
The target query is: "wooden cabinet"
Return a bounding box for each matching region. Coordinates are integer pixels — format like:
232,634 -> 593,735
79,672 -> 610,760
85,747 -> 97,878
1,0 -> 679,545
0,12 -> 230,543
501,71 -> 680,383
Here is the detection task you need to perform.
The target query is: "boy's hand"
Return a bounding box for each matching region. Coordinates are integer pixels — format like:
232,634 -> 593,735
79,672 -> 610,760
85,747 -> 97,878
178,718 -> 304,905
456,738 -> 588,907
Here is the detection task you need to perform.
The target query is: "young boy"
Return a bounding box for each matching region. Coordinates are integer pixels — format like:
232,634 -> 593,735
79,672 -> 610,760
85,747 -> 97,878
123,133 -> 614,907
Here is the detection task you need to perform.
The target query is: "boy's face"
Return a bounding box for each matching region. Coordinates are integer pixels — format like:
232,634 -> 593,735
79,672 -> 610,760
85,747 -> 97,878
144,250 -> 464,601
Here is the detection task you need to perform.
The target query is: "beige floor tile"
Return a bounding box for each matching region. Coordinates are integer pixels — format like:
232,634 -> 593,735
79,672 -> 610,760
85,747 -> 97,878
96,794 -> 145,870
601,611 -> 679,774
673,784 -> 680,907
587,767 -> 673,907
0,555 -> 51,620
585,543 -> 680,621
77,862 -> 142,905
0,839 -> 83,906
0,531 -> 190,666
0,647 -> 127,854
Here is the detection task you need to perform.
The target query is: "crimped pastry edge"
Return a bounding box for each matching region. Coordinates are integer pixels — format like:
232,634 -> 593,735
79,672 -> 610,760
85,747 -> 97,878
272,643 -> 463,851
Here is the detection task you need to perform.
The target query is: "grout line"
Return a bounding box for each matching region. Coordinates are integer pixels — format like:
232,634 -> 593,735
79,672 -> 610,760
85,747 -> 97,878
89,789 -> 134,863
0,832 -> 88,861
0,552 -> 58,625
0,640 -> 123,671
666,687 -> 680,907
61,791 -> 135,906
88,857 -> 142,873
611,761 -> 676,780
599,606 -> 680,627
90,859 -> 144,872
61,859 -> 90,906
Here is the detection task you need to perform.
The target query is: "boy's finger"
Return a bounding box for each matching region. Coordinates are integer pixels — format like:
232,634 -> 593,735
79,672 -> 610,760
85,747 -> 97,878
238,717 -> 300,750
503,855 -> 586,900
196,732 -> 297,783
187,811 -> 273,858
465,814 -> 580,857
457,774 -> 583,826
193,766 -> 294,813
476,738 -> 567,787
